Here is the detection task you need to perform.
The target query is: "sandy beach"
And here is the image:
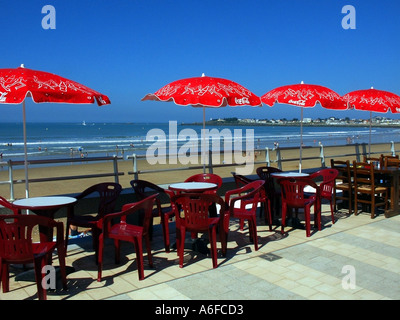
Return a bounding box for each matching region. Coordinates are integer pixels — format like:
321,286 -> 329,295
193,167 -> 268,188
0,142 -> 395,200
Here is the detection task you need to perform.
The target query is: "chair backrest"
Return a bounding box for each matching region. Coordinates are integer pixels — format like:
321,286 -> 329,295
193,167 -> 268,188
256,166 -> 282,180
353,161 -> 376,190
184,174 -> 223,188
225,180 -> 265,215
103,194 -> 158,237
75,182 -> 122,218
278,177 -> 319,208
383,156 -> 400,169
331,159 -> 352,185
256,166 -> 282,194
0,196 -> 20,214
310,168 -> 338,198
130,179 -> 174,200
171,193 -> 225,229
363,155 -> 383,167
0,214 -> 58,262
231,172 -> 253,188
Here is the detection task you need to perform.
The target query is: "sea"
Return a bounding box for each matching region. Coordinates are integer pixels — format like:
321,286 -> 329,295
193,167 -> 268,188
1,122 -> 400,162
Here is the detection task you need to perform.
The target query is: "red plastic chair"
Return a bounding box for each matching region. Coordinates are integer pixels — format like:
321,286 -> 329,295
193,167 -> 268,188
184,173 -> 223,193
225,180 -> 267,251
309,168 -> 338,224
65,182 -> 122,261
256,166 -> 282,218
278,177 -> 321,237
97,194 -> 158,281
0,214 -> 67,300
130,180 -> 175,252
231,173 -> 272,232
171,193 -> 228,269
0,196 -> 20,214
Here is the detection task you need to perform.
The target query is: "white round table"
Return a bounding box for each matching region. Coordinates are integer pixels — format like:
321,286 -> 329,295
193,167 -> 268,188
13,196 -> 77,212
270,172 -> 310,178
169,182 -> 217,193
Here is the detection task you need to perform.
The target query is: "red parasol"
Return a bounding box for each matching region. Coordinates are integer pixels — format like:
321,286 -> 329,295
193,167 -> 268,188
343,87 -> 400,155
0,64 -> 111,197
261,82 -> 347,172
142,74 -> 262,172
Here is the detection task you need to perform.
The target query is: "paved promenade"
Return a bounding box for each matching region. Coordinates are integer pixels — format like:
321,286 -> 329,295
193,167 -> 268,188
2,204 -> 400,301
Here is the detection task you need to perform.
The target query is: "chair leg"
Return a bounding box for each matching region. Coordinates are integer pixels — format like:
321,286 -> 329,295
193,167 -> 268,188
239,219 -> 245,231
161,214 -> 170,253
114,239 -> 121,264
1,263 -> 9,293
329,200 -> 335,224
133,237 -> 144,280
281,203 -> 287,235
97,234 -> 104,282
264,199 -> 272,231
304,207 -> 311,237
178,228 -> 186,268
144,234 -> 153,268
64,221 -> 70,251
209,227 -> 218,269
34,257 -> 46,300
92,228 -> 100,264
248,216 -> 258,251
56,244 -> 68,290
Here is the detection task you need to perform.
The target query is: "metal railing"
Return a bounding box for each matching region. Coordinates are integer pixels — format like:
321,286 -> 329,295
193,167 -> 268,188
0,156 -> 124,200
127,141 -> 399,177
1,141 -> 398,201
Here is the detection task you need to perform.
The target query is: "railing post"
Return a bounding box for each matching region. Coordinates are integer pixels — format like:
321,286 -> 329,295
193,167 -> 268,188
208,149 -> 213,173
355,143 -> 361,162
391,141 -> 395,156
361,143 -> 367,159
131,153 -> 139,180
265,147 -> 270,166
8,160 -> 14,201
113,156 -> 119,184
319,143 -> 326,168
276,146 -> 282,170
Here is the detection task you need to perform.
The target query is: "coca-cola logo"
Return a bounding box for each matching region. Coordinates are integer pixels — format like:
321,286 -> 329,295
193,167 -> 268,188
235,97 -> 250,105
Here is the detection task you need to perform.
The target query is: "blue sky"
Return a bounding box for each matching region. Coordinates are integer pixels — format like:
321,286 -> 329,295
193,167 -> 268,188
1,0 -> 399,123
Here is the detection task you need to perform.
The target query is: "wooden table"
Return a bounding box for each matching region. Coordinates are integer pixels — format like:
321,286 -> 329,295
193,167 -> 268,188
375,167 -> 400,217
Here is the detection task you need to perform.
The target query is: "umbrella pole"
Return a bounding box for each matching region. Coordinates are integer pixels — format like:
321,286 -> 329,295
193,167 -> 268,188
369,111 -> 372,156
299,107 -> 303,173
202,106 -> 206,173
22,100 -> 29,198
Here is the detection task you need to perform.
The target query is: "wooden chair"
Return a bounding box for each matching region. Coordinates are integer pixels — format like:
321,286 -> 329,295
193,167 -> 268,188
353,161 -> 388,218
331,159 -> 354,215
363,155 -> 383,168
383,156 -> 400,169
